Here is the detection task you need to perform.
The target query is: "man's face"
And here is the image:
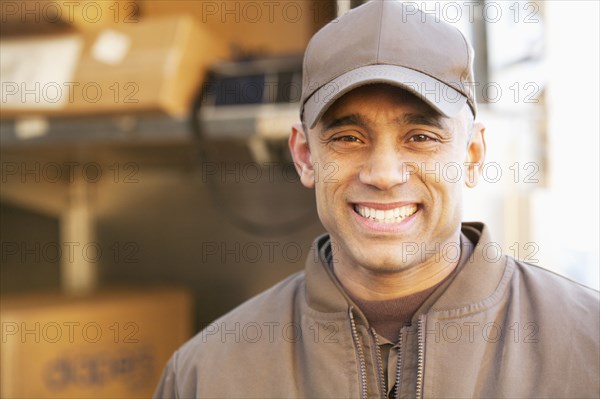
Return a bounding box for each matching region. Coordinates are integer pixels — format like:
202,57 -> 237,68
290,84 -> 485,273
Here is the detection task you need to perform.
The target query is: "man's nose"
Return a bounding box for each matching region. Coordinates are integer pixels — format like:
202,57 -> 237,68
358,145 -> 411,190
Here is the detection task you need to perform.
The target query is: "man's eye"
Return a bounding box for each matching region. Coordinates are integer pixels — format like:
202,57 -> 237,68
410,134 -> 436,143
333,135 -> 361,143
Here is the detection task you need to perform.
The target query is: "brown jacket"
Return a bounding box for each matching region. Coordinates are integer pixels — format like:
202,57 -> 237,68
154,223 -> 600,398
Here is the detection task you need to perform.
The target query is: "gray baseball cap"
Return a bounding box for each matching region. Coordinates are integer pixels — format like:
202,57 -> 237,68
300,0 -> 477,129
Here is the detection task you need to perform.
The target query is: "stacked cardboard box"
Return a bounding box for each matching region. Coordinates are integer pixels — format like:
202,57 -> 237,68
1,15 -> 228,118
122,0 -> 334,56
1,288 -> 192,398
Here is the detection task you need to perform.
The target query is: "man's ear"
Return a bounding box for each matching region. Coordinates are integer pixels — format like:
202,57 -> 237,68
289,122 -> 315,189
465,122 -> 486,188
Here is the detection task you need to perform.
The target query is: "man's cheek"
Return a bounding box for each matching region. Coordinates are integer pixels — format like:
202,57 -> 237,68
312,160 -> 341,185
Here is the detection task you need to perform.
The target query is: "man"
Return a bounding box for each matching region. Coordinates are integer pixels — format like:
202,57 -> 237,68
154,1 -> 599,397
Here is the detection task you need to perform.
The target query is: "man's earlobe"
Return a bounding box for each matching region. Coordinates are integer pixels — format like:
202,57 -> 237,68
465,122 -> 486,188
289,122 -> 315,189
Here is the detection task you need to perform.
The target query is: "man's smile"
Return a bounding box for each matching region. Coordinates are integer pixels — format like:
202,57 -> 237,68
350,201 -> 420,232
353,202 -> 418,223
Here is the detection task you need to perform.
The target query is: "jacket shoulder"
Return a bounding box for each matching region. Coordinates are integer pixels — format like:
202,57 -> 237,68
513,257 -> 598,299
178,270 -> 305,352
154,271 -> 306,398
510,257 -> 599,321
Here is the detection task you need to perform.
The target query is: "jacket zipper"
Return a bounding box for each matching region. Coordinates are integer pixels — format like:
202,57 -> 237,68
393,330 -> 403,399
349,311 -> 426,399
348,307 -> 368,399
370,327 -> 387,398
415,315 -> 426,399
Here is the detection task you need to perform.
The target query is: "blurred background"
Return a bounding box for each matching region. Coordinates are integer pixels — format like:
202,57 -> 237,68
1,0 -> 598,397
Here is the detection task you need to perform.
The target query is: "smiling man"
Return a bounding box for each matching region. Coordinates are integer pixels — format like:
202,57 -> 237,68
291,84 -> 483,303
154,1 -> 599,398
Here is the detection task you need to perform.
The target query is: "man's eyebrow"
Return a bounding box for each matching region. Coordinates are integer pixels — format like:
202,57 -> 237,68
320,112 -> 447,134
321,113 -> 369,132
400,113 -> 446,130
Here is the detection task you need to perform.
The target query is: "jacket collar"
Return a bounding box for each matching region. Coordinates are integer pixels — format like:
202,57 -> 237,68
304,222 -> 509,315
431,222 -> 510,311
305,234 -> 350,313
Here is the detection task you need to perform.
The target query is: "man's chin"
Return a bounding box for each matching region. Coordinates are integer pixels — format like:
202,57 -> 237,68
342,245 -> 423,274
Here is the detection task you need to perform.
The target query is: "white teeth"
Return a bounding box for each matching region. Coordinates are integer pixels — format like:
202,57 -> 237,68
355,204 -> 418,223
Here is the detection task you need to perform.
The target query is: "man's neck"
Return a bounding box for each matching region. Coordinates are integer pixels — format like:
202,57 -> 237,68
331,232 -> 462,301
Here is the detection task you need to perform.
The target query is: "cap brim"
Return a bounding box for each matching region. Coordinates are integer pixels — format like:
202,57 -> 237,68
303,64 -> 467,129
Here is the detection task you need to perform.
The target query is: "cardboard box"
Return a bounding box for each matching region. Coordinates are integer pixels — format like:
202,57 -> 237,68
1,15 -> 228,118
138,0 -> 336,56
0,288 -> 192,398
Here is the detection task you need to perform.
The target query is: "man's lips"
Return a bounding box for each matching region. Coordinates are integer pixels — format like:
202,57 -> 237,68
352,202 -> 419,224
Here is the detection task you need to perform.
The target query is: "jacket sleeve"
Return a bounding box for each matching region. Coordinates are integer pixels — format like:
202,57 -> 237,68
153,353 -> 179,399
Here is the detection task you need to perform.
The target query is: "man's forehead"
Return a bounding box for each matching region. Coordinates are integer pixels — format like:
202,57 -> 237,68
317,84 -> 449,129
